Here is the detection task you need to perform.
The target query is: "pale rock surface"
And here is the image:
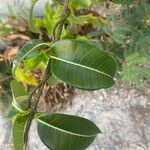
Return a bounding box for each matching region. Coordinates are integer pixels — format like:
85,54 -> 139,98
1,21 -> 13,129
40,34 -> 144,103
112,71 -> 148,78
0,84 -> 150,150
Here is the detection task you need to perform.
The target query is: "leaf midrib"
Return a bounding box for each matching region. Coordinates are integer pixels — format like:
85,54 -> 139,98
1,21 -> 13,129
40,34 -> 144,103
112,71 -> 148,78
37,118 -> 98,138
50,56 -> 113,79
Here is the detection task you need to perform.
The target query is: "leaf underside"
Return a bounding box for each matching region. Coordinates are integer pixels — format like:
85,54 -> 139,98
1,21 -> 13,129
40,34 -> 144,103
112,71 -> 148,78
50,39 -> 117,90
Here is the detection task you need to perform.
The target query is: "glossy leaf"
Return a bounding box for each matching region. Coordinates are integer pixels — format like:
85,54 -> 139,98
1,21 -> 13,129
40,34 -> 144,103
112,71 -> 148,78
29,0 -> 39,33
11,80 -> 29,112
12,39 -> 50,78
13,114 -> 29,150
37,114 -> 101,150
50,39 -> 117,90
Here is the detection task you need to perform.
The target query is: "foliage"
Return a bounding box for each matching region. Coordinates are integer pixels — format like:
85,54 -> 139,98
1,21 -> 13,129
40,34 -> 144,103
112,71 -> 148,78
12,39 -> 50,85
122,53 -> 150,86
13,113 -> 29,150
0,20 -> 12,38
101,0 -> 150,86
7,0 -> 28,20
76,0 -> 150,86
0,0 -> 149,150
37,114 -> 101,150
0,0 -> 29,38
49,39 -> 116,89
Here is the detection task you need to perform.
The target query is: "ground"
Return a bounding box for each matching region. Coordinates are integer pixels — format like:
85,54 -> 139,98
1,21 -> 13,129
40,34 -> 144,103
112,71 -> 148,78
0,83 -> 150,150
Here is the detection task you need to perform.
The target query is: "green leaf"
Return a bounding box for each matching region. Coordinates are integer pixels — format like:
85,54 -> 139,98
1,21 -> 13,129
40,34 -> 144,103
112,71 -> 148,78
43,2 -> 54,34
141,69 -> 150,79
29,0 -> 39,33
49,39 -> 117,90
10,80 -> 29,112
134,36 -> 150,59
24,52 -> 49,70
12,39 -> 50,78
37,114 -> 101,150
69,14 -> 100,26
13,113 -> 29,150
71,0 -> 91,8
54,0 -> 91,8
24,56 -> 40,70
125,53 -> 148,64
123,53 -> 149,86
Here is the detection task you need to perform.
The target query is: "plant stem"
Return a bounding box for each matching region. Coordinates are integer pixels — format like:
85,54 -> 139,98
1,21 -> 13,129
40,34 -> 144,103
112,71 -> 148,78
23,63 -> 51,150
53,0 -> 70,41
23,0 -> 70,149
28,76 -> 50,108
23,112 -> 35,150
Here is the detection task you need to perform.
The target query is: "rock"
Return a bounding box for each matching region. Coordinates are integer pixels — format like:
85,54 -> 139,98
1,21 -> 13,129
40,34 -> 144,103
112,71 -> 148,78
0,84 -> 149,150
